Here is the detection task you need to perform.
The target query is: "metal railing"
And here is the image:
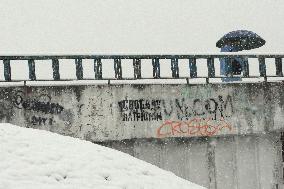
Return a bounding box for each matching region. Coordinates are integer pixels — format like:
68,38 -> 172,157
0,54 -> 283,83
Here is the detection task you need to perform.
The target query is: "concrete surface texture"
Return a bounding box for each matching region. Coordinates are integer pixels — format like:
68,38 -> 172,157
0,82 -> 283,188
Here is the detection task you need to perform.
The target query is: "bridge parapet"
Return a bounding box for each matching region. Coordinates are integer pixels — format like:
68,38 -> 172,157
0,82 -> 283,142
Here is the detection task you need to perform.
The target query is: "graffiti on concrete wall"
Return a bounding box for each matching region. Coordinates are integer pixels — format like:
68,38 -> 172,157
117,94 -> 234,137
13,91 -> 64,114
160,95 -> 233,137
30,116 -> 54,126
118,99 -> 162,121
163,95 -> 233,121
12,91 -> 64,126
118,95 -> 233,121
156,118 -> 232,138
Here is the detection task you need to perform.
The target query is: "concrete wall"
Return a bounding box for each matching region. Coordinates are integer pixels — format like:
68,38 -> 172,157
0,82 -> 284,188
103,134 -> 282,189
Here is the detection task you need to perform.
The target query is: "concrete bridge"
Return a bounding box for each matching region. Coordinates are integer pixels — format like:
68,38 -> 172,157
1,54 -> 284,189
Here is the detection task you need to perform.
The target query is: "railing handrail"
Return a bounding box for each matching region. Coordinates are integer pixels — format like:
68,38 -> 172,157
1,53 -> 284,60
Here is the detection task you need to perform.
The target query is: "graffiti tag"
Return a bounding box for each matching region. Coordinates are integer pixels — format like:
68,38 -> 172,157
118,95 -> 233,122
13,91 -> 64,114
157,118 -> 232,138
118,99 -> 162,121
30,116 -> 54,126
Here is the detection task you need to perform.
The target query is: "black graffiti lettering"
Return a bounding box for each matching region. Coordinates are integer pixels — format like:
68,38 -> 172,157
118,99 -> 163,121
135,100 -> 140,109
133,111 -> 140,121
151,100 -> 161,110
31,116 -> 53,126
127,100 -> 139,110
193,99 -> 205,116
205,99 -> 218,120
175,98 -> 184,119
122,113 -> 128,121
218,95 -> 224,118
118,100 -> 127,111
175,98 -> 192,120
48,118 -> 53,125
128,100 -> 133,110
139,99 -> 144,109
28,100 -> 64,114
13,92 -> 64,115
145,100 -> 150,109
118,95 -> 233,122
156,112 -> 163,121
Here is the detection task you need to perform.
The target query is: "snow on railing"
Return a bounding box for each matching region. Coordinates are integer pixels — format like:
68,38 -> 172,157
0,54 -> 283,83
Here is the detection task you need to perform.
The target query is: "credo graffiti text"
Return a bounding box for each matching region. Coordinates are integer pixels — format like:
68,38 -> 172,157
157,117 -> 232,138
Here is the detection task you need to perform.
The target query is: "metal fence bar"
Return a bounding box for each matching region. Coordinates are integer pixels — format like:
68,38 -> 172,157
171,58 -> 179,78
75,58 -> 83,80
243,58 -> 249,77
114,58 -> 122,79
207,57 -> 215,78
52,59 -> 60,80
28,59 -> 36,81
227,58 -> 233,77
258,57 -> 266,79
189,58 -> 197,78
3,59 -> 11,81
94,58 -> 102,79
275,58 -> 283,77
133,59 -> 141,79
152,58 -> 160,79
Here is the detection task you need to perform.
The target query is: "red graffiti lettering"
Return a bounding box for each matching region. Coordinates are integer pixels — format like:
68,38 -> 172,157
157,117 -> 232,138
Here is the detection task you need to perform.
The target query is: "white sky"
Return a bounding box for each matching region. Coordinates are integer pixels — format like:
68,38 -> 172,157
0,0 -> 283,54
0,0 -> 283,81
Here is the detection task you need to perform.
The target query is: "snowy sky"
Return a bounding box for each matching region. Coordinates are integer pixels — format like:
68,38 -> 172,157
0,0 -> 283,54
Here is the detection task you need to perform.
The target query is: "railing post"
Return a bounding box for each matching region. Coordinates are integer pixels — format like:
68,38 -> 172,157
75,58 -> 83,80
133,58 -> 141,79
3,59 -> 11,81
52,59 -> 60,80
171,58 -> 179,78
258,57 -> 266,80
94,58 -> 102,79
189,58 -> 197,78
275,58 -> 283,77
243,57 -> 249,77
152,58 -> 160,79
227,58 -> 234,77
28,59 -> 36,81
207,57 -> 215,78
114,58 -> 122,79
